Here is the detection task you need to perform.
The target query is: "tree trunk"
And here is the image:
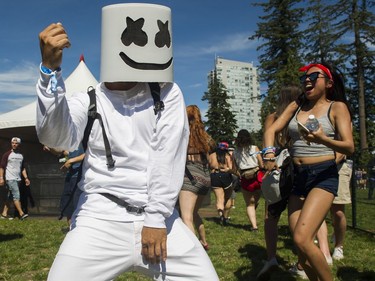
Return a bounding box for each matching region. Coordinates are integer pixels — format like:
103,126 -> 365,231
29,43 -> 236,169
353,0 -> 368,150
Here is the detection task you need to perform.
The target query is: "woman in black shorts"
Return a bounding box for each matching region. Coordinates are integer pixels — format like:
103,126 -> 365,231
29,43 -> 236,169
208,142 -> 234,225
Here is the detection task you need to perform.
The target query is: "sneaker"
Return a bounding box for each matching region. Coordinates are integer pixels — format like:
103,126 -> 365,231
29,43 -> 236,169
20,213 -> 29,220
325,255 -> 333,266
332,246 -> 344,260
219,215 -> 229,226
0,214 -> 14,220
256,257 -> 278,280
289,263 -> 308,280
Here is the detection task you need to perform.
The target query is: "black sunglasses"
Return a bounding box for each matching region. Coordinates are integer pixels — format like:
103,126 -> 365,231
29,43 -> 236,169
299,71 -> 328,83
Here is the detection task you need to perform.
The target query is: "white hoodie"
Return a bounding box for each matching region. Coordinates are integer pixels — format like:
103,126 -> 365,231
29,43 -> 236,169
36,70 -> 189,228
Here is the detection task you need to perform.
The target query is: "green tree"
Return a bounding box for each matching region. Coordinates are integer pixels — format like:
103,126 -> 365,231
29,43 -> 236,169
331,0 -> 375,154
303,0 -> 344,66
250,0 -> 305,123
202,71 -> 238,144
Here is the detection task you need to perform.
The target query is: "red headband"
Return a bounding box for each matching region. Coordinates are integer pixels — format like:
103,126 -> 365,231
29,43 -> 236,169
299,63 -> 333,80
218,142 -> 229,150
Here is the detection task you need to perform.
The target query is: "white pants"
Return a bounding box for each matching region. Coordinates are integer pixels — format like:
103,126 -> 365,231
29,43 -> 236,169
47,210 -> 219,281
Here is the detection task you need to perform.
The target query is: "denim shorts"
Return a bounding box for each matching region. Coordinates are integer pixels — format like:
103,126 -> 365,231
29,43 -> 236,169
292,160 -> 338,197
6,180 -> 21,200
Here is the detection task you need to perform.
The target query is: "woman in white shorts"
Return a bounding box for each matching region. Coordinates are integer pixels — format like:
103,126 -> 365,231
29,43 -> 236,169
330,153 -> 353,260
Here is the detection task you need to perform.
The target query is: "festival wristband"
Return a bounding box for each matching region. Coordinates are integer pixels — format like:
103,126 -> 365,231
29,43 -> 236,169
262,146 -> 276,154
40,64 -> 61,93
263,157 -> 276,161
41,65 -> 61,74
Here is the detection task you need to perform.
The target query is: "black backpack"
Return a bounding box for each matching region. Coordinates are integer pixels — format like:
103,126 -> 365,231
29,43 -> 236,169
59,82 -> 164,219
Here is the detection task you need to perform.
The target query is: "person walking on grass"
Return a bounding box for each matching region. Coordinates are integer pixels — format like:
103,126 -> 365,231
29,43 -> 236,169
43,145 -> 85,228
257,84 -> 302,280
329,152 -> 353,260
208,142 -> 234,226
232,129 -> 264,232
0,137 -> 30,220
264,63 -> 354,281
178,105 -> 215,251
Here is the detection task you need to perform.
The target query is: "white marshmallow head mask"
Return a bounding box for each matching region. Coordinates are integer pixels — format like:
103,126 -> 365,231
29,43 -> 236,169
100,3 -> 173,83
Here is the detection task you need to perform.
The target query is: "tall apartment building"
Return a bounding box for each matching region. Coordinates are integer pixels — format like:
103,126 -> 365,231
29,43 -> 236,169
212,57 -> 261,133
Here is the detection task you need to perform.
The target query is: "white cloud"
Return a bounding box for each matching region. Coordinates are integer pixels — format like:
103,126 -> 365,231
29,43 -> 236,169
0,61 -> 39,113
175,32 -> 258,58
0,61 -> 39,97
189,83 -> 203,89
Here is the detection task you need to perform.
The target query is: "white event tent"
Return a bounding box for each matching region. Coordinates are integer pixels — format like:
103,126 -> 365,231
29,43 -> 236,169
0,55 -> 98,131
0,56 -> 98,215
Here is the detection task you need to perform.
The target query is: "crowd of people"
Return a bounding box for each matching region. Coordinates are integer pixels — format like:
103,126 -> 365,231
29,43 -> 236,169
179,62 -> 356,281
1,3 -> 360,281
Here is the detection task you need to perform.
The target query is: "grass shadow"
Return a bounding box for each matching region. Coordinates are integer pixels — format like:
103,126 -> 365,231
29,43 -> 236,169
336,266 -> 375,281
0,233 -> 23,242
277,224 -> 297,254
235,243 -> 298,280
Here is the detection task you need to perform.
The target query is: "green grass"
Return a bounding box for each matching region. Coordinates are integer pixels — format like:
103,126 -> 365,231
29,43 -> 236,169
344,188 -> 375,233
0,193 -> 374,281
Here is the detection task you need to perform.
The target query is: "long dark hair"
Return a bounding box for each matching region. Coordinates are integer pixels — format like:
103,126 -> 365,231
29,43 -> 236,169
235,129 -> 253,149
216,149 -> 227,165
321,62 -> 352,120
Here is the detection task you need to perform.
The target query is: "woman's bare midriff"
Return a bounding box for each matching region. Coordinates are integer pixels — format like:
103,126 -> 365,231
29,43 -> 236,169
293,154 -> 335,165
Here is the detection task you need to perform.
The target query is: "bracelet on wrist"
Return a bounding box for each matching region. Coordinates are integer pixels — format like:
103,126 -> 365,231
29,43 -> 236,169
263,157 -> 276,161
41,65 -> 61,74
40,63 -> 61,93
263,151 -> 276,156
262,146 -> 276,154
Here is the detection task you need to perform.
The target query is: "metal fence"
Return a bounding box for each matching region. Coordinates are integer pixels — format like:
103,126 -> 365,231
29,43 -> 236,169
346,147 -> 375,234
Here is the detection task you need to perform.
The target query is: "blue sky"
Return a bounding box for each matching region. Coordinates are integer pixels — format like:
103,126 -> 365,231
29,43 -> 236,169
0,0 -> 264,115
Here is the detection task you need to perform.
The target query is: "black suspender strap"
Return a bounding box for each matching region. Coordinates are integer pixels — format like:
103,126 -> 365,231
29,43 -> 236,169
99,192 -> 145,214
82,87 -> 96,151
83,87 -> 115,168
149,82 -> 164,115
95,114 -> 116,168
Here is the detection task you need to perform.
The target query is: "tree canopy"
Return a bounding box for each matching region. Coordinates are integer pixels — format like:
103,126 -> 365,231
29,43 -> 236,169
202,71 -> 238,145
249,0 -> 374,159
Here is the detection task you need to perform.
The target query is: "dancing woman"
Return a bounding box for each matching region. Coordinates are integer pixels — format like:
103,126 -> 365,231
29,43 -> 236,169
263,63 -> 354,281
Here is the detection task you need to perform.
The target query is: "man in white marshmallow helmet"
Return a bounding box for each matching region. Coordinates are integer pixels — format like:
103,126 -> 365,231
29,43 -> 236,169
36,3 -> 219,281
